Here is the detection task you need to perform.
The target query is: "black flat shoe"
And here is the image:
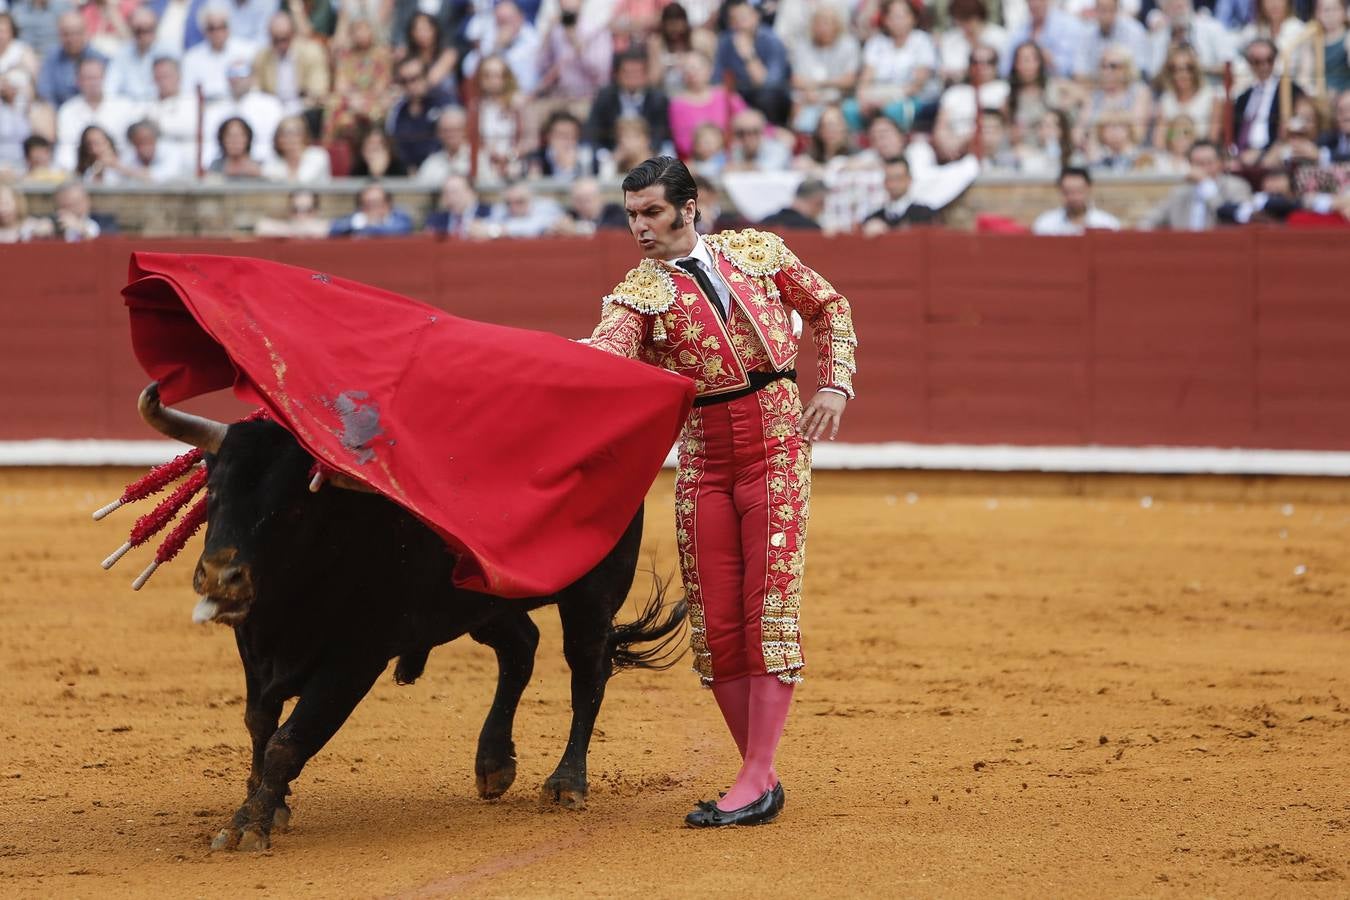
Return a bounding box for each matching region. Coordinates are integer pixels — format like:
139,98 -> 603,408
684,788 -> 780,828
772,781 -> 785,813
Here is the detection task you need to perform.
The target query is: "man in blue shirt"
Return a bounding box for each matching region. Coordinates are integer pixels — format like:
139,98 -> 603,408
8,0 -> 72,62
329,182 -> 414,238
713,0 -> 791,126
386,57 -> 454,170
37,10 -> 105,106
1001,0 -> 1083,79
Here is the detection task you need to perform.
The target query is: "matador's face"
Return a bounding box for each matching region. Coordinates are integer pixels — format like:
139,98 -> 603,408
624,185 -> 696,261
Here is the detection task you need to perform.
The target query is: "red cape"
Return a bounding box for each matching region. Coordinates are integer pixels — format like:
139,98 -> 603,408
122,252 -> 693,598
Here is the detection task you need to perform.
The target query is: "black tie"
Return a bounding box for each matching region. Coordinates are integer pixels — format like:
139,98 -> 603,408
675,258 -> 727,322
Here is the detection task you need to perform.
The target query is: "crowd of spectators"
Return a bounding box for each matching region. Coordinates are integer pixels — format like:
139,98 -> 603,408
1,0 -> 1349,241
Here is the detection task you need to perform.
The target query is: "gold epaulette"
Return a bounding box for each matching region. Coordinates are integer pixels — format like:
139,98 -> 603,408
705,229 -> 785,277
602,260 -> 677,316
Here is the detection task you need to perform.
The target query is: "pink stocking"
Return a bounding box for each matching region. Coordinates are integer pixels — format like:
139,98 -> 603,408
710,675 -> 750,760
717,675 -> 793,811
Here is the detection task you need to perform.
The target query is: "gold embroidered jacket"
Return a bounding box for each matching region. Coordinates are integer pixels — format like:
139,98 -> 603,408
588,229 -> 858,399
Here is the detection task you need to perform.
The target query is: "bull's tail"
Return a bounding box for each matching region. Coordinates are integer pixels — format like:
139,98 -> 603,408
609,570 -> 688,673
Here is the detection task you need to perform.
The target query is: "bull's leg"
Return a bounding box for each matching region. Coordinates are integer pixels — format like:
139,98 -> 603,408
212,656 -> 385,852
540,592 -> 618,809
237,637 -> 290,830
470,612 -> 539,799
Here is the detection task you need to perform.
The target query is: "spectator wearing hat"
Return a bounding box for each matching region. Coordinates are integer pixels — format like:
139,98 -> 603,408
182,2 -> 257,101
760,178 -> 828,230
1032,167 -> 1121,235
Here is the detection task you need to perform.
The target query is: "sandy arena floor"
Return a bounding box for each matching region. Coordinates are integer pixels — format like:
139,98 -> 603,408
1,467 -> 1347,898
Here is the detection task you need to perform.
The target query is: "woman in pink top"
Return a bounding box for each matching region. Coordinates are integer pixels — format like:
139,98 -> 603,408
667,50 -> 746,158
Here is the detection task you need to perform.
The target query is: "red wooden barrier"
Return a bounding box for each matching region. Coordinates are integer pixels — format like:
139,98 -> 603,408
1,231 -> 1347,449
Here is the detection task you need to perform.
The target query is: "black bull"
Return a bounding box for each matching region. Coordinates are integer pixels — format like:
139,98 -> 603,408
138,386 -> 686,851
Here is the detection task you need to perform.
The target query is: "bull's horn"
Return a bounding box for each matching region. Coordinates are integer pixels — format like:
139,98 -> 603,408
138,383 -> 227,453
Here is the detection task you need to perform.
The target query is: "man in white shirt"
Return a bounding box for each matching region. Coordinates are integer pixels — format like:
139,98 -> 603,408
105,6 -> 168,103
181,2 -> 255,101
55,56 -> 139,170
145,55 -> 201,170
1074,0 -> 1153,79
462,0 -> 541,96
1147,0 -> 1235,78
1032,167 -> 1122,235
122,118 -> 187,181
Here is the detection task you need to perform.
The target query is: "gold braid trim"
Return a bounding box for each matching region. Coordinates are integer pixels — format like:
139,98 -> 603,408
704,229 -> 785,277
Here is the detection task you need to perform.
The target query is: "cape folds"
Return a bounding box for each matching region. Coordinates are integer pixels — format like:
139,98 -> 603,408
122,252 -> 694,598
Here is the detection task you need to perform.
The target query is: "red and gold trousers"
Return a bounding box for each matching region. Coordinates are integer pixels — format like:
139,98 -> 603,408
675,378 -> 811,686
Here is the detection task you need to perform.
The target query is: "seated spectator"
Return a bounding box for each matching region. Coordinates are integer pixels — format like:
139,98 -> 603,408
1082,45 -> 1152,145
424,173 -> 491,237
850,111 -> 908,169
0,182 -> 44,242
760,177 -> 828,230
330,181 -> 413,237
599,113 -> 657,177
940,0 -> 1007,84
37,12 -> 105,107
470,53 -> 529,181
385,55 -> 453,171
536,0 -> 613,104
1238,0 -> 1303,61
202,60 -> 284,164
0,69 -> 36,177
587,49 -> 670,152
183,3 -> 257,102
713,0 -> 791,126
254,11 -> 330,121
861,155 -> 936,233
1018,106 -> 1079,174
1141,139 -> 1253,229
22,134 -> 66,183
286,0 -> 338,40
552,176 -> 626,234
1031,166 -> 1121,234
469,180 -> 563,238
254,187 -> 333,237
1234,167 -> 1305,222
933,44 -> 1009,160
350,125 -> 408,176
122,118 -> 187,182
1006,42 -> 1083,143
105,6 -> 164,103
724,107 -> 792,172
55,57 -> 138,171
325,16 -> 394,142
647,2 -> 715,95
396,11 -> 457,97
414,104 -> 470,183
1258,102 -> 1323,168
1001,0 -> 1083,79
1318,89 -> 1350,163
43,180 -> 113,240
668,49 -> 746,157
1146,0 -> 1234,80
850,0 -> 939,131
977,106 -> 1020,170
207,115 -> 264,179
1146,112 -> 1200,172
146,56 -> 201,170
1153,44 -> 1221,148
263,113 -> 332,182
608,0 -> 666,53
1290,0 -> 1350,102
153,0 -> 206,55
788,6 -> 860,134
1088,111 -> 1143,171
795,103 -> 854,172
463,1 -> 540,95
526,109 -> 595,180
0,12 -> 41,82
687,120 -> 727,176
1234,39 -> 1305,166
1074,0 -> 1151,81
227,0 -> 279,45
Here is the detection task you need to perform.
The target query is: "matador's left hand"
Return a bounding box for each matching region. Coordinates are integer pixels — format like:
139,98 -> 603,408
798,391 -> 847,441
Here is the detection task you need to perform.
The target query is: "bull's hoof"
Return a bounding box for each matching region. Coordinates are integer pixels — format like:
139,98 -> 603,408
210,825 -> 271,852
539,778 -> 588,810
476,761 -> 517,800
272,803 -> 292,833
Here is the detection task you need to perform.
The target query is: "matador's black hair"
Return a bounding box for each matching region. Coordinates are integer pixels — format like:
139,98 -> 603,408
621,156 -> 702,225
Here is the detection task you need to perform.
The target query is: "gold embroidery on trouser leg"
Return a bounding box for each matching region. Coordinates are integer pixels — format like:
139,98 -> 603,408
675,410 -> 714,685
755,380 -> 810,684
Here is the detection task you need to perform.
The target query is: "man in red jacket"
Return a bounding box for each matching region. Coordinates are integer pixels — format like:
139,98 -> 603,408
588,157 -> 857,827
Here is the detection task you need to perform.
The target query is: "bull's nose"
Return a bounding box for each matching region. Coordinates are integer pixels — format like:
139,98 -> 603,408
196,550 -> 252,596
216,565 -> 246,588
